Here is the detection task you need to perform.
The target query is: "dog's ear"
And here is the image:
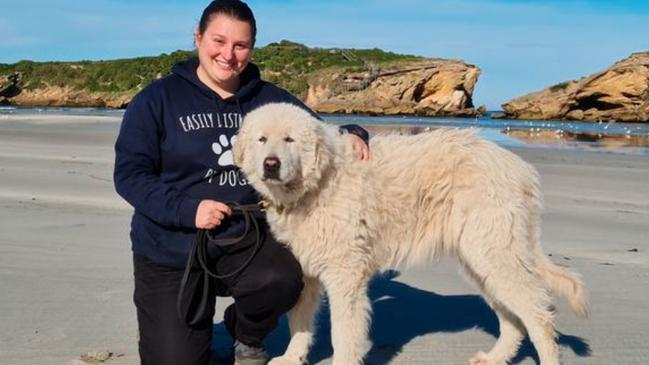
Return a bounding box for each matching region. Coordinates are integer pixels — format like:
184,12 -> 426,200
302,121 -> 333,187
233,126 -> 247,167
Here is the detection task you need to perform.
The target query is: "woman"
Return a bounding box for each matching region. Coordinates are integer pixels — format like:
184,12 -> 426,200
113,1 -> 369,364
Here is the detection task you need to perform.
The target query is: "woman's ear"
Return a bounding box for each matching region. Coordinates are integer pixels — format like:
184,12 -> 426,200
194,28 -> 201,49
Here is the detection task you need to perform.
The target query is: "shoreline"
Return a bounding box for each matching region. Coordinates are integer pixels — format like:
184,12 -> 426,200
2,105 -> 649,124
3,106 -> 649,124
1,112 -> 648,156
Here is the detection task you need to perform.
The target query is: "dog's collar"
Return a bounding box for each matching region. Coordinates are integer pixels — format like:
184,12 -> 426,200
259,199 -> 285,214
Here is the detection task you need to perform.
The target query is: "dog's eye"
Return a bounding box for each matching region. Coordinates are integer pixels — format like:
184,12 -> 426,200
258,136 -> 267,143
284,136 -> 294,143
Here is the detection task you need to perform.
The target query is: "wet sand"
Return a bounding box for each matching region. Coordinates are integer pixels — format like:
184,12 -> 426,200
0,114 -> 648,365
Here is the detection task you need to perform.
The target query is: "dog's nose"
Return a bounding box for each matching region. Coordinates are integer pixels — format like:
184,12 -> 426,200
263,156 -> 281,179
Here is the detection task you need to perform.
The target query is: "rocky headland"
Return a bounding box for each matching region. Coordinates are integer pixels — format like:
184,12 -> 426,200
304,59 -> 482,116
496,52 -> 649,123
0,73 -> 130,108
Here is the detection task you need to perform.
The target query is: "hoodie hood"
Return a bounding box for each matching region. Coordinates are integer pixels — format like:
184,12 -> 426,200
171,56 -> 262,103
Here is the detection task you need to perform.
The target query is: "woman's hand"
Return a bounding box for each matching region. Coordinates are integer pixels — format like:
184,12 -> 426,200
349,134 -> 370,161
195,200 -> 232,229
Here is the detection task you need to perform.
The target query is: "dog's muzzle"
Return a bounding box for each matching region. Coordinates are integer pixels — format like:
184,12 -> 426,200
263,156 -> 281,180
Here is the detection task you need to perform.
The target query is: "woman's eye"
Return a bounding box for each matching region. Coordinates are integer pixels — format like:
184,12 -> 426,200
284,136 -> 294,143
258,136 -> 267,143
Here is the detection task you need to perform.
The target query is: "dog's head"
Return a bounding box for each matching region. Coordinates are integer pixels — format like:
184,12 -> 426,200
234,103 -> 336,205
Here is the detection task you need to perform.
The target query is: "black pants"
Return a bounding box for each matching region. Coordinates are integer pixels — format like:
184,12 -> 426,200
133,226 -> 303,365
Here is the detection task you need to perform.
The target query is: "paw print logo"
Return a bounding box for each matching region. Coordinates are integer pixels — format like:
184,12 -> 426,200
212,134 -> 237,166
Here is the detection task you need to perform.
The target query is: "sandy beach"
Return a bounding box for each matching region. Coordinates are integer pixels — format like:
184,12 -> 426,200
0,114 -> 648,365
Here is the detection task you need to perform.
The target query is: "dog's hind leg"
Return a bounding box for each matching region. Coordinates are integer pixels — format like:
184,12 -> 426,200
460,255 -> 559,365
322,271 -> 372,365
469,298 -> 526,365
269,277 -> 322,365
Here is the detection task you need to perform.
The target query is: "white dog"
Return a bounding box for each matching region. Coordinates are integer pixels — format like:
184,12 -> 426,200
233,103 -> 589,365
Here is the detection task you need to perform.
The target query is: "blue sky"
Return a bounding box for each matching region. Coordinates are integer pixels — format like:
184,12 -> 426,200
2,0 -> 648,109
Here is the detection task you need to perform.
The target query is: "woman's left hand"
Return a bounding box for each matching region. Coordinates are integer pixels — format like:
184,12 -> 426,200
349,134 -> 370,161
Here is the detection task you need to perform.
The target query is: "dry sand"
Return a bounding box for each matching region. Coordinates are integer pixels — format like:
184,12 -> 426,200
0,114 -> 648,365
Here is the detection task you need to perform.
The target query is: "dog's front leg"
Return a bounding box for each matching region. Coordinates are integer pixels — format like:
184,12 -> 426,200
322,271 -> 372,365
269,277 -> 322,365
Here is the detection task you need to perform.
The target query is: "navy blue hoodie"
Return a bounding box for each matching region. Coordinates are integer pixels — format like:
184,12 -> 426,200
114,57 -> 368,268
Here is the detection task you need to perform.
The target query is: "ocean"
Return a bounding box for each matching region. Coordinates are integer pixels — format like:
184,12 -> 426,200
1,106 -> 648,155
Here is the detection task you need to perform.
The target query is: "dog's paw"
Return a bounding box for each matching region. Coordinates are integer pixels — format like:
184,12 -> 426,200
468,351 -> 504,365
268,355 -> 304,365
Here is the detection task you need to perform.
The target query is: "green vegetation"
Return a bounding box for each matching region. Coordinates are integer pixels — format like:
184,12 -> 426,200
253,40 -> 421,97
0,41 -> 421,100
1,51 -> 193,94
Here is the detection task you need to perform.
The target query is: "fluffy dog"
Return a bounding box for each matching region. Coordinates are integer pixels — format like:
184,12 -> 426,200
233,103 -> 589,365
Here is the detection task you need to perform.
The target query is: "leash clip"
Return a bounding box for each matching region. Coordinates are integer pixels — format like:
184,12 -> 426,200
258,200 -> 271,212
258,199 -> 284,214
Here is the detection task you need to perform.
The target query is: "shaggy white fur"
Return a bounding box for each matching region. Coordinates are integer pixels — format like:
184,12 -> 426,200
233,103 -> 589,365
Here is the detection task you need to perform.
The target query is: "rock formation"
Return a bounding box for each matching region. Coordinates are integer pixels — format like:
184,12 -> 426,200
304,60 -> 482,116
0,72 -> 130,108
498,52 -> 649,122
0,73 -> 22,101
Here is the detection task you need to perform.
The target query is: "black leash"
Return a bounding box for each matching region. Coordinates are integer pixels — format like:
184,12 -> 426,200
177,201 -> 263,326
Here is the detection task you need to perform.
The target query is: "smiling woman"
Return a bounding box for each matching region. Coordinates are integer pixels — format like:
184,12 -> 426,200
112,1 -> 369,365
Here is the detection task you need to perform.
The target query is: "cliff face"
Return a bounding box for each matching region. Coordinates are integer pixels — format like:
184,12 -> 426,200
499,52 -> 649,122
304,60 -> 482,116
0,73 -> 131,108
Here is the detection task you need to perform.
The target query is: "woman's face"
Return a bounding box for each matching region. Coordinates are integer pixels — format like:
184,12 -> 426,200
195,13 -> 254,93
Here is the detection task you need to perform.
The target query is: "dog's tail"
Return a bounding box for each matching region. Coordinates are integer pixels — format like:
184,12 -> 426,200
537,252 -> 590,318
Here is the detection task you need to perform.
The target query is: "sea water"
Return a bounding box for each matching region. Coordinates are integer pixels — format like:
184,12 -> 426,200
2,106 -> 648,155
324,113 -> 649,155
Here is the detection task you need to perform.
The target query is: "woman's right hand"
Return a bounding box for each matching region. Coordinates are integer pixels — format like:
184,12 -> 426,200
195,200 -> 232,229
